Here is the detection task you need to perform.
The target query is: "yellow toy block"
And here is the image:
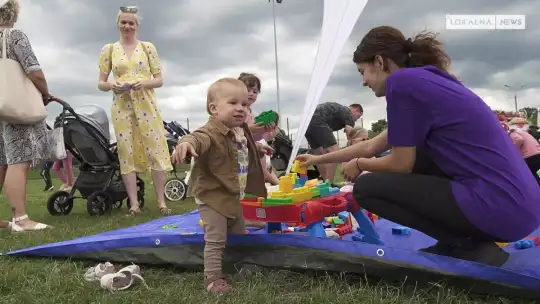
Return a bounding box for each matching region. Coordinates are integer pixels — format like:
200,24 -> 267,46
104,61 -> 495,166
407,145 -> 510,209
292,160 -> 307,174
496,242 -> 509,247
269,191 -> 286,198
279,176 -> 293,193
304,179 -> 320,188
199,219 -> 204,226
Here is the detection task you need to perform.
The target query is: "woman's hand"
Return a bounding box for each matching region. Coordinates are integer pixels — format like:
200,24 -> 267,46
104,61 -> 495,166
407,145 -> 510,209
132,80 -> 148,91
112,82 -> 132,94
295,154 -> 321,169
341,158 -> 362,182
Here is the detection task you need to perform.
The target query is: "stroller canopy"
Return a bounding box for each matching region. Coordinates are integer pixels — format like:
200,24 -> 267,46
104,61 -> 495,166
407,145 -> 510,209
67,105 -> 111,142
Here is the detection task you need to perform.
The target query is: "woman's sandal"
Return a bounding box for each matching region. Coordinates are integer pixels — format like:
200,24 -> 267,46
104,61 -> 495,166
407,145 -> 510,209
126,209 -> 142,217
11,215 -> 51,232
158,206 -> 172,215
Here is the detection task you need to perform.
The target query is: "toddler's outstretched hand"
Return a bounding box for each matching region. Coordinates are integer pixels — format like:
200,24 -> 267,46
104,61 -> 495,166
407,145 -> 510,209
172,142 -> 198,164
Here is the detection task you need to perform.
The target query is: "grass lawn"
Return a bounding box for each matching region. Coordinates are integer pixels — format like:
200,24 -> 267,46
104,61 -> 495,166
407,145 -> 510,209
0,170 -> 530,303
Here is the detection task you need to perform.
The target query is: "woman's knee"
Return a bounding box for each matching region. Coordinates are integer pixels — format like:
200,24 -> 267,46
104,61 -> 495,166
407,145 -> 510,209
352,172 -> 387,200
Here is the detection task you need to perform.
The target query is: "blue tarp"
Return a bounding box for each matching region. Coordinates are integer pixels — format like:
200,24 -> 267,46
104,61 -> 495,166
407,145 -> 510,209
7,210 -> 540,292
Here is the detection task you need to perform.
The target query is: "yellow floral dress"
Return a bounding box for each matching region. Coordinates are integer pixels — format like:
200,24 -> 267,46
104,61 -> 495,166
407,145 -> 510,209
98,41 -> 172,174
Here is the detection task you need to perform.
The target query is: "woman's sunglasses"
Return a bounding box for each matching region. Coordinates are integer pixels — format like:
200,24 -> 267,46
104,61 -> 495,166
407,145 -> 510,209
120,6 -> 138,13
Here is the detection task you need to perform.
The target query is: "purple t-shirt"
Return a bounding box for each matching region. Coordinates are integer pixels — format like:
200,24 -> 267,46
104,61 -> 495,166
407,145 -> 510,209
386,66 -> 540,241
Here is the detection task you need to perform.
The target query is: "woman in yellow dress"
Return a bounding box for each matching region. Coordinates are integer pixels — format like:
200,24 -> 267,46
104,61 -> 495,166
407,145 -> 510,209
97,6 -> 172,216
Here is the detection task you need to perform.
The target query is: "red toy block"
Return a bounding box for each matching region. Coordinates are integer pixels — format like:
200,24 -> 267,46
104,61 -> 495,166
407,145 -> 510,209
525,236 -> 540,246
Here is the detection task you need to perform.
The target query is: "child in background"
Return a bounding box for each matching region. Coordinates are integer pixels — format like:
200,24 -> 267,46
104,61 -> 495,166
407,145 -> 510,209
238,72 -> 278,185
52,151 -> 74,192
40,161 -> 54,191
507,125 -> 540,184
172,78 -> 268,294
341,127 -> 370,174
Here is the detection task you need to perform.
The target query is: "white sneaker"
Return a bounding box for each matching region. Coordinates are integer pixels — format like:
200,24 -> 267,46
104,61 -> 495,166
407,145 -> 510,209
84,262 -> 116,282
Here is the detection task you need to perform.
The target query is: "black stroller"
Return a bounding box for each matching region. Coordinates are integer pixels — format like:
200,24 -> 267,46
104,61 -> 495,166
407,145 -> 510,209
46,101 -> 145,216
163,120 -> 191,202
270,128 -> 321,179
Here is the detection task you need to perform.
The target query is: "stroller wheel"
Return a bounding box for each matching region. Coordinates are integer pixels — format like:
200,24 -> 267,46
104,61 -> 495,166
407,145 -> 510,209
164,178 -> 187,202
47,191 -> 74,216
126,196 -> 145,210
87,191 -> 113,216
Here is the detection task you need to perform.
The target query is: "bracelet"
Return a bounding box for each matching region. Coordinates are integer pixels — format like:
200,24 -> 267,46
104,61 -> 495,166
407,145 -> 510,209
356,158 -> 361,171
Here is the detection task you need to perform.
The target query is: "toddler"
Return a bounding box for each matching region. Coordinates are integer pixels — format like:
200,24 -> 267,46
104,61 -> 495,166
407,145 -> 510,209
172,78 -> 267,294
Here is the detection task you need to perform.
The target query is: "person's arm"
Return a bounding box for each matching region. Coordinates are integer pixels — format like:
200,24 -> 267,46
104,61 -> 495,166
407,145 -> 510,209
97,44 -> 114,92
356,146 -> 416,173
344,125 -> 353,140
179,130 -> 212,156
11,30 -> 50,98
315,130 -> 389,164
261,158 -> 279,185
142,42 -> 163,89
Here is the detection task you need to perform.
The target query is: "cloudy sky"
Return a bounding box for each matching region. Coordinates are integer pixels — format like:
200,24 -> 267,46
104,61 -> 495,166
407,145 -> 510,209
13,0 -> 540,145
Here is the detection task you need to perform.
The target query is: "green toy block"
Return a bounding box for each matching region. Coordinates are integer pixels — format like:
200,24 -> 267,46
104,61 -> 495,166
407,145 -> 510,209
263,197 -> 293,206
255,110 -> 277,126
332,218 -> 345,225
244,193 -> 259,198
310,187 -> 320,198
537,168 -> 540,177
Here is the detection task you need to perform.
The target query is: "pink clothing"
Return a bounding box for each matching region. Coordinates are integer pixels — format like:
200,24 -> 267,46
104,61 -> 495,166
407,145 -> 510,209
510,129 -> 540,159
53,151 -> 74,185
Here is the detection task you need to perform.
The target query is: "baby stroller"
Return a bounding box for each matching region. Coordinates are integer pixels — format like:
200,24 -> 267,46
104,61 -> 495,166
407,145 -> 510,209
270,128 -> 320,179
163,120 -> 191,202
46,101 -> 145,216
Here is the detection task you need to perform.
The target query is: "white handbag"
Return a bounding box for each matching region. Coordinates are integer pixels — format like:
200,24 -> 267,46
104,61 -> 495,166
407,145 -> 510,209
0,28 -> 47,124
40,127 -> 67,161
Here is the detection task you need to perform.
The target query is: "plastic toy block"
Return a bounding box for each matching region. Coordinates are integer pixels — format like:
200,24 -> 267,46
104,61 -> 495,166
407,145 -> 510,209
329,187 -> 340,196
297,176 -> 308,186
319,187 -> 330,197
279,176 -> 293,193
266,185 -> 280,193
199,219 -> 204,226
305,179 -> 320,188
337,211 -> 350,221
310,187 -> 320,197
269,191 -> 285,198
334,225 -> 352,236
524,236 -> 540,246
262,197 -> 294,206
244,193 -> 258,198
496,242 -> 509,247
537,168 -> 540,178
255,110 -> 277,126
292,160 -> 307,174
289,172 -> 298,185
514,240 -> 535,249
332,217 -> 345,225
392,226 -> 411,236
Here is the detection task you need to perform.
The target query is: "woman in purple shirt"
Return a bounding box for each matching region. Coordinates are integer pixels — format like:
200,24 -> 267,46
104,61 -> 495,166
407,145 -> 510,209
298,26 -> 540,267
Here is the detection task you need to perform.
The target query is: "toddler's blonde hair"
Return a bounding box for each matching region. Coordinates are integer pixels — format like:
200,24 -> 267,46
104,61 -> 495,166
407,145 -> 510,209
206,78 -> 248,115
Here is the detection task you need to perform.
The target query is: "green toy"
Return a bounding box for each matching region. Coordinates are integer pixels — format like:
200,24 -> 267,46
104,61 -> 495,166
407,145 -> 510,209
537,168 -> 540,178
255,110 -> 277,126
162,224 -> 178,230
